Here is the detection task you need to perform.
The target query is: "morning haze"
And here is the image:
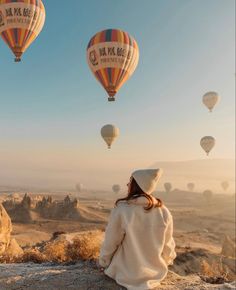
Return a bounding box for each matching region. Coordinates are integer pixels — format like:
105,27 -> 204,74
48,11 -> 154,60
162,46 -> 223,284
0,1 -> 235,288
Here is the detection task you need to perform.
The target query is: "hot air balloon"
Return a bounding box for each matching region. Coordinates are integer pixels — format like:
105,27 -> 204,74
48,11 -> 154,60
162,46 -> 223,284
101,124 -> 119,149
203,190 -> 213,204
75,183 -> 83,193
87,29 -> 139,101
187,183 -> 195,192
200,136 -> 215,156
202,92 -> 220,112
0,0 -> 46,62
221,181 -> 229,192
112,184 -> 121,194
164,182 -> 172,193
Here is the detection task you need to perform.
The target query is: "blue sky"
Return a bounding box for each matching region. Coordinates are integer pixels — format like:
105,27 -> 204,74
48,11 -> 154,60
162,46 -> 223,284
0,0 -> 235,188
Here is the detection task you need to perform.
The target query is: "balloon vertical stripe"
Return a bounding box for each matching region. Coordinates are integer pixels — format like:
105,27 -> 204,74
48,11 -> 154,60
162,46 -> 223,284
105,29 -> 112,41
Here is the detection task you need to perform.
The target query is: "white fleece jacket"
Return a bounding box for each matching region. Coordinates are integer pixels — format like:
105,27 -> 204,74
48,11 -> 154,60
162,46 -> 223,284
99,196 -> 176,290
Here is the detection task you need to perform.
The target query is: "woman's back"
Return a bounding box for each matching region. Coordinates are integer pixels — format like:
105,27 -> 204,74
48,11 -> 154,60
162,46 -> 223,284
100,197 -> 176,290
99,169 -> 176,290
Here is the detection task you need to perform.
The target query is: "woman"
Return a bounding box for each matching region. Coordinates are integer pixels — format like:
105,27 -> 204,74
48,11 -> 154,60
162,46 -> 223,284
99,169 -> 176,290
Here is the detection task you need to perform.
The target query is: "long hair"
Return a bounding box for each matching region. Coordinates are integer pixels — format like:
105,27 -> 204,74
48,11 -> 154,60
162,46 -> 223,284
115,177 -> 162,211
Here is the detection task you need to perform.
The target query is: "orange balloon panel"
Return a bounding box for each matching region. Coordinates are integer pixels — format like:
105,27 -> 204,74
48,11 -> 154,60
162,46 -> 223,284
0,0 -> 45,62
87,29 -> 139,101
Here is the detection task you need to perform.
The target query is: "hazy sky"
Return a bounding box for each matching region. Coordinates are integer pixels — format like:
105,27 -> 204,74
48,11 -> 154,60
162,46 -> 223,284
0,0 -> 235,189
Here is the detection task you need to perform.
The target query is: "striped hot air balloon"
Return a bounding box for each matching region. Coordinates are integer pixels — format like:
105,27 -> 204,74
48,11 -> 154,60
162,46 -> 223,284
87,29 -> 139,101
0,0 -> 46,62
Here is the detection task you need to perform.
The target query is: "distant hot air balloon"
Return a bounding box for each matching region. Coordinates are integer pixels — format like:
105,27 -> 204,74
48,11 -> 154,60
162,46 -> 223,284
164,182 -> 172,193
112,184 -> 121,194
203,190 -> 213,204
87,29 -> 139,101
200,136 -> 215,156
75,183 -> 83,193
101,124 -> 119,149
187,183 -> 195,192
221,181 -> 229,192
0,0 -> 46,62
202,92 -> 220,112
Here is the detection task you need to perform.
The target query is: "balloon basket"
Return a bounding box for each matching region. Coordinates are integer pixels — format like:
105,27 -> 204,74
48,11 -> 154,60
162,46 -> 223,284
108,97 -> 115,102
15,57 -> 21,63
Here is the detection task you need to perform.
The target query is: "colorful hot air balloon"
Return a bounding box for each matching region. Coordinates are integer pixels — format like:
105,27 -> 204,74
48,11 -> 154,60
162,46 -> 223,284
101,124 -> 119,149
200,136 -> 215,156
87,29 -> 139,101
221,181 -> 229,192
202,92 -> 220,112
0,0 -> 46,62
112,184 -> 121,194
164,182 -> 172,193
187,183 -> 195,192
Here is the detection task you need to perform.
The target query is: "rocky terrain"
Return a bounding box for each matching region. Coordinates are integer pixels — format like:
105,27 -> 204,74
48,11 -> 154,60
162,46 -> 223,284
0,262 -> 235,290
0,192 -> 235,290
0,204 -> 23,258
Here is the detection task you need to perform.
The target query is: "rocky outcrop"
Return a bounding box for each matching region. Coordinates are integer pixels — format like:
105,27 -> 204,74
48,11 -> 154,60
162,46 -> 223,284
221,235 -> 236,258
35,195 -> 82,220
0,204 -> 22,257
0,204 -> 12,255
0,263 -> 235,290
3,194 -> 33,224
21,194 -> 32,210
5,238 -> 23,257
7,204 -> 33,223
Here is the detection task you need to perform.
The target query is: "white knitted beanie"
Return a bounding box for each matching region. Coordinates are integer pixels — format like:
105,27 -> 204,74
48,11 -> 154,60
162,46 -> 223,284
132,169 -> 163,195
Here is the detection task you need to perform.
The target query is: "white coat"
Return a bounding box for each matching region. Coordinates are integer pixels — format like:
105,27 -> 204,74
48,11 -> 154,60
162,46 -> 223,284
99,196 -> 176,290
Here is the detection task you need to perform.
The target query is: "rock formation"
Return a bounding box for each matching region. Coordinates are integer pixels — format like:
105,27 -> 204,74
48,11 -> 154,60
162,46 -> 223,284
221,235 -> 236,258
3,193 -> 33,223
36,195 -> 81,220
21,193 -> 32,209
0,204 -> 23,257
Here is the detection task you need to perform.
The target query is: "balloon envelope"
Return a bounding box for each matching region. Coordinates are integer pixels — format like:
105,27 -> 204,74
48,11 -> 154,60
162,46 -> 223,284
87,29 -> 139,101
112,184 -> 121,194
0,0 -> 46,62
187,183 -> 195,191
101,124 -> 119,149
164,182 -> 172,193
221,181 -> 229,191
203,190 -> 213,200
202,92 -> 220,112
200,136 -> 215,155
